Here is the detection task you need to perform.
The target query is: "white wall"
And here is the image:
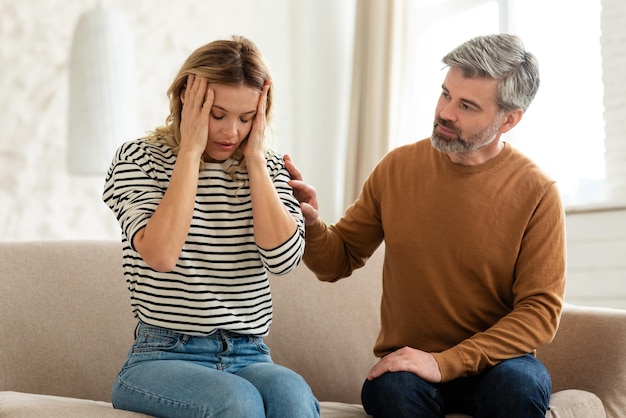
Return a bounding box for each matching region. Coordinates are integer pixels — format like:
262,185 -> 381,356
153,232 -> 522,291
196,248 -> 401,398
0,0 -> 355,241
565,206 -> 626,309
602,0 -> 626,201
0,0 -> 282,240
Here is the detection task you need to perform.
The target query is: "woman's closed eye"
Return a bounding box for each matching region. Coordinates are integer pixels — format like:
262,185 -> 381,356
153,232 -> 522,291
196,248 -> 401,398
210,113 -> 254,123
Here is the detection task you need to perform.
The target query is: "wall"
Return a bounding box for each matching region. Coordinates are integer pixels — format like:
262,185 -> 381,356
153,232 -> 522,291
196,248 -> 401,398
0,0 -> 356,241
0,0 -> 286,240
565,206 -> 626,309
602,0 -> 626,201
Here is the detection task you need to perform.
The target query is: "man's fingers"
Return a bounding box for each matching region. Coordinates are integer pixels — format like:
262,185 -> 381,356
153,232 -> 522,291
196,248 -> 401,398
299,202 -> 319,227
284,154 -> 303,181
288,179 -> 309,194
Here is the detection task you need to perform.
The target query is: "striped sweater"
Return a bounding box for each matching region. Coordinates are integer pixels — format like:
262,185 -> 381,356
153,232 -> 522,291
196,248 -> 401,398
102,138 -> 305,336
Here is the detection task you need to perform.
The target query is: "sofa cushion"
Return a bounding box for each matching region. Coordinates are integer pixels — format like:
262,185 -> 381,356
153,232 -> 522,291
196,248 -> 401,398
545,389 -> 606,418
265,246 -> 385,405
1,390 -> 603,418
0,392 -> 151,418
0,392 -> 370,418
319,401 -> 369,417
537,304 -> 626,418
317,389 -> 606,418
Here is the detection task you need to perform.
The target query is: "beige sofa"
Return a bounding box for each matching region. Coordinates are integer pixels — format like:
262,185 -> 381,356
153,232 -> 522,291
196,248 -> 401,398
1,240 -> 625,418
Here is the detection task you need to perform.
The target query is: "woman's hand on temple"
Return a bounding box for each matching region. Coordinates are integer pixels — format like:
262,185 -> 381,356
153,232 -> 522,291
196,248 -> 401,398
180,74 -> 213,159
241,80 -> 271,161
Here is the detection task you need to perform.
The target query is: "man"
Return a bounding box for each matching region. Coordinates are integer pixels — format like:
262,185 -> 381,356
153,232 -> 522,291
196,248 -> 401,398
286,34 -> 566,418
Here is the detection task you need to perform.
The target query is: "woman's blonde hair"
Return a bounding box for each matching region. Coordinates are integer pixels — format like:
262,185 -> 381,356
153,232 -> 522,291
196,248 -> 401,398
147,35 -> 273,172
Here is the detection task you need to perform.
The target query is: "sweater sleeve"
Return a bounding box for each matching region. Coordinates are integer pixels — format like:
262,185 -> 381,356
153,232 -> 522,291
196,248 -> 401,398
257,152 -> 305,276
303,162 -> 386,281
432,182 -> 566,381
102,140 -> 165,249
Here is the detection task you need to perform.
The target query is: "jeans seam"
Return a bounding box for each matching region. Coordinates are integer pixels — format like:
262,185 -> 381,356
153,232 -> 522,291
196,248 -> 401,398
115,377 -> 204,416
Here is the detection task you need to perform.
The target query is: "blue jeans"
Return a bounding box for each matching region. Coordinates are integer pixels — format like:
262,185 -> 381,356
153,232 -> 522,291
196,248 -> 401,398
361,354 -> 551,418
112,322 -> 320,418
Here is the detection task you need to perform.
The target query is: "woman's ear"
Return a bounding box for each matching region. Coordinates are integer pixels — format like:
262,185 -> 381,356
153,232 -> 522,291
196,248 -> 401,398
180,82 -> 188,104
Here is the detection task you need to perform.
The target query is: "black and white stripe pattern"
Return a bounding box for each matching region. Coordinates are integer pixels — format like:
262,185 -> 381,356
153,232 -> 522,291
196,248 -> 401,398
102,138 -> 305,336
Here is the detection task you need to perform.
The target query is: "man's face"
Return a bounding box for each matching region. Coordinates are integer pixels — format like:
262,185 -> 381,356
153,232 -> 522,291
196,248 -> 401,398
431,66 -> 505,155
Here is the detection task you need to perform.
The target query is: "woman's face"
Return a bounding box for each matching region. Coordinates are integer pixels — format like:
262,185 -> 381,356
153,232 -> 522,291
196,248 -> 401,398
205,83 -> 261,162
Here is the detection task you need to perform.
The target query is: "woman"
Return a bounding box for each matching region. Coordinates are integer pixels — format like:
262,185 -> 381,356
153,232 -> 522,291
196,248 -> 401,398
103,36 -> 319,418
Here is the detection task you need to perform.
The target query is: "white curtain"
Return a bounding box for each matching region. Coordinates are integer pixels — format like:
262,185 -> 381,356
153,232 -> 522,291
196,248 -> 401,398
286,0 -> 357,221
344,0 -> 406,208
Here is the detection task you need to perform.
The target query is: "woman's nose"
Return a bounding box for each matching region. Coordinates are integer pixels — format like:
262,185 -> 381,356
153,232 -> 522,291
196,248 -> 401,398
222,120 -> 238,136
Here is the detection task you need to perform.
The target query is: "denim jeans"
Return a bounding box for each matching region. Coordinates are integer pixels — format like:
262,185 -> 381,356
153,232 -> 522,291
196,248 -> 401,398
112,322 -> 320,418
361,354 -> 551,418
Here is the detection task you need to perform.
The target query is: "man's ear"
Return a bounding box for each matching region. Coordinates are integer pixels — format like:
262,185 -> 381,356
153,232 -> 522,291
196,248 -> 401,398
499,109 -> 523,133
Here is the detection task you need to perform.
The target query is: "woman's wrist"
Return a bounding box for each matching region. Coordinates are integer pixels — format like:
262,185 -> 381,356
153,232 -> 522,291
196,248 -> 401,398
176,145 -> 204,164
245,151 -> 266,167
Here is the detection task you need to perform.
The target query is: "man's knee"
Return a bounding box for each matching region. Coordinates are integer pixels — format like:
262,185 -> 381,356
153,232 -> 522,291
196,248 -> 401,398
477,355 -> 551,417
361,372 -> 442,418
488,355 -> 551,395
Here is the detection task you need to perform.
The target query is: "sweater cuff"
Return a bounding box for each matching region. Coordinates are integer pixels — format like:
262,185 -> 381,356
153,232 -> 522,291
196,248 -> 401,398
304,218 -> 326,242
432,347 -> 467,383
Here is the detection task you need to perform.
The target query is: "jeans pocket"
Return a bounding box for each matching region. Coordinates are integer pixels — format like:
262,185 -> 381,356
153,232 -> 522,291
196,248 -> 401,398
132,323 -> 185,353
251,336 -> 271,355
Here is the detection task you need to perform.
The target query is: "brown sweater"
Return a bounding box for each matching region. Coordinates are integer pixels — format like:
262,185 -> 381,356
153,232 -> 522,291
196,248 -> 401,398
303,139 -> 566,382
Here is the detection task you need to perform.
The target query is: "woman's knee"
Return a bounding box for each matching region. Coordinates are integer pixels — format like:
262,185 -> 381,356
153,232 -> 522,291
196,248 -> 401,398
237,363 -> 320,418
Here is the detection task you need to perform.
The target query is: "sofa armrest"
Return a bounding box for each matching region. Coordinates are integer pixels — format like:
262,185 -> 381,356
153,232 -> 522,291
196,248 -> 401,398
536,303 -> 626,418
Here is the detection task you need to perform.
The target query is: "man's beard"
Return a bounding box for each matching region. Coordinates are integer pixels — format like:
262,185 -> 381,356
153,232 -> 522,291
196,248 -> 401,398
430,116 -> 501,154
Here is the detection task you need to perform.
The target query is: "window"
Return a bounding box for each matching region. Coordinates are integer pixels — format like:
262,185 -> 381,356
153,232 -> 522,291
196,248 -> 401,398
396,0 -> 605,206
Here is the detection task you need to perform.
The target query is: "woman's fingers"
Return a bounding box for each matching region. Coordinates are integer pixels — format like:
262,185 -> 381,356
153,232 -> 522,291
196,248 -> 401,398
243,81 -> 271,158
180,74 -> 210,156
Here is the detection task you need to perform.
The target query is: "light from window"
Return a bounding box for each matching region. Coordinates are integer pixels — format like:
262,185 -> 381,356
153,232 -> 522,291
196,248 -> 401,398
508,0 -> 605,206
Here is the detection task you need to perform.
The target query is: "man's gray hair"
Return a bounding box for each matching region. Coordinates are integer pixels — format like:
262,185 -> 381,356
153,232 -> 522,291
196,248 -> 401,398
442,34 -> 540,112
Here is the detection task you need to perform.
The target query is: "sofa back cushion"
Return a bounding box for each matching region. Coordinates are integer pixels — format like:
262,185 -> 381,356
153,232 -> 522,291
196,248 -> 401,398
0,240 -> 134,402
266,246 -> 384,404
0,240 -> 382,405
